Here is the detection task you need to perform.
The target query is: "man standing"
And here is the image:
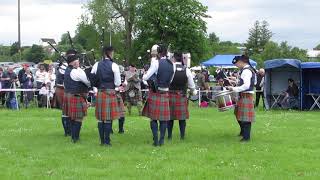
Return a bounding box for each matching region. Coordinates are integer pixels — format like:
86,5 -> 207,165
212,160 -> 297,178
167,52 -> 196,140
55,60 -> 69,136
227,55 -> 256,142
1,67 -> 18,109
142,44 -> 174,146
125,64 -> 143,115
91,46 -> 125,146
63,49 -> 91,143
18,64 -> 29,103
255,68 -> 265,108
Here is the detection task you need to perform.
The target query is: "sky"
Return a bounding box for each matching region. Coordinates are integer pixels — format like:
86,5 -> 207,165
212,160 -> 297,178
0,0 -> 319,49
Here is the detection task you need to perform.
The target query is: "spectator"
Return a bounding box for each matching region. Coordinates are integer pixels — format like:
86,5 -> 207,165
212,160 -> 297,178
45,65 -> 56,93
277,78 -> 299,109
255,68 -> 265,108
0,67 -> 5,106
18,64 -> 29,103
35,64 -> 47,89
1,67 -> 18,109
20,66 -> 34,108
39,81 -> 54,108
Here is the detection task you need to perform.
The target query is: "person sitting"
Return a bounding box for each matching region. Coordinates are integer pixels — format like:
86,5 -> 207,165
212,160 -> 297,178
39,81 -> 54,108
1,67 -> 18,109
278,78 -> 299,109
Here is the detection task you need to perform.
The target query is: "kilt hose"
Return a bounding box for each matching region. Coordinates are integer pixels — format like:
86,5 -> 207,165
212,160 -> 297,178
126,88 -> 142,106
234,93 -> 255,122
169,90 -> 189,120
63,92 -> 88,120
55,86 -> 64,109
142,91 -> 170,121
95,89 -> 125,121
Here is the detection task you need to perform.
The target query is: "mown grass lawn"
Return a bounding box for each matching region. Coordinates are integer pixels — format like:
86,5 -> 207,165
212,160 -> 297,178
0,104 -> 319,180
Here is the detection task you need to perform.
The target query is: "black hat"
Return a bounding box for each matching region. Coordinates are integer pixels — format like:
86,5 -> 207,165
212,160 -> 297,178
67,54 -> 79,64
232,55 -> 249,64
103,46 -> 114,54
66,49 -> 77,56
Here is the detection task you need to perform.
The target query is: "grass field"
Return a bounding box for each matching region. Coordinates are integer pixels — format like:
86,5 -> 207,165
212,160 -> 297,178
0,104 -> 320,180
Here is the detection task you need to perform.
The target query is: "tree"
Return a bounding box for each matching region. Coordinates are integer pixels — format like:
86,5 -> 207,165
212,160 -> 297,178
208,32 -> 219,44
10,42 -> 19,56
23,44 -> 46,63
135,0 -> 210,65
245,20 -> 273,55
314,44 -> 320,50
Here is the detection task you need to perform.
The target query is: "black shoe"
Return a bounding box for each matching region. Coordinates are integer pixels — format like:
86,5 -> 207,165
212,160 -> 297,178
118,130 -> 124,134
180,136 -> 185,140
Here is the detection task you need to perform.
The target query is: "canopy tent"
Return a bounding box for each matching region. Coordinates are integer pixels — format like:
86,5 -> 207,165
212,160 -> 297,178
201,54 -> 257,68
301,62 -> 320,110
264,59 -> 302,110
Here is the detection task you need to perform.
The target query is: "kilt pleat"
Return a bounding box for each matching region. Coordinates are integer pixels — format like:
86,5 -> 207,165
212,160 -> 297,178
63,92 -> 88,120
142,91 -> 170,121
55,86 -> 64,109
234,93 -> 255,122
169,91 -> 189,120
95,89 -> 125,121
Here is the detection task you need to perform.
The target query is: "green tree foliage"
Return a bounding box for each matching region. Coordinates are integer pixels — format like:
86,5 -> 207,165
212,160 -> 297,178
246,20 -> 272,55
135,0 -> 210,66
23,44 -> 46,63
314,44 -> 320,50
0,45 -> 11,62
10,42 -> 20,56
252,41 -> 307,67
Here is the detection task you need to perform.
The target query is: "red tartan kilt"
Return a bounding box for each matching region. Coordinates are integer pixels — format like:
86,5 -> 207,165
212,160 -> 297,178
169,91 -> 189,120
55,86 -> 64,109
142,91 -> 170,121
63,92 -> 88,120
234,93 -> 255,122
95,90 -> 125,121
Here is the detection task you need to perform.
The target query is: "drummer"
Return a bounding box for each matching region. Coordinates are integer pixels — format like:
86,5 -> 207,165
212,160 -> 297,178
226,55 -> 256,142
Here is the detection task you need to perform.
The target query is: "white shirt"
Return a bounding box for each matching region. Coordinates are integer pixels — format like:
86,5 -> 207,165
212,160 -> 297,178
232,65 -> 256,94
70,67 -> 91,87
91,60 -> 121,87
35,70 -> 48,83
172,62 -> 195,90
142,57 -> 159,81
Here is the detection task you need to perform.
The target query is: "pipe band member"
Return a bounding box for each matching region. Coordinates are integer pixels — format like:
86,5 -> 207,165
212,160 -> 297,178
142,44 -> 174,146
125,64 -> 143,115
63,49 -> 91,143
55,61 -> 70,137
227,55 -> 257,142
167,52 -> 196,140
91,46 -> 125,146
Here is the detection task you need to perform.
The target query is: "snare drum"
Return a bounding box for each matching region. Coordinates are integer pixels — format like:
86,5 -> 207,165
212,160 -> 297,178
215,90 -> 234,111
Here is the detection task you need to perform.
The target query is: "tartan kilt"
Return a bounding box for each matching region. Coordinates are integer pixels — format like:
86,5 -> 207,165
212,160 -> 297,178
142,91 -> 170,121
169,90 -> 189,120
126,88 -> 142,106
63,92 -> 88,120
95,89 -> 125,121
55,86 -> 64,109
234,93 -> 255,122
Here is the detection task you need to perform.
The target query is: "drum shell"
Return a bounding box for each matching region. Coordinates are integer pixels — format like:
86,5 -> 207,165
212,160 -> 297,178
215,91 -> 234,112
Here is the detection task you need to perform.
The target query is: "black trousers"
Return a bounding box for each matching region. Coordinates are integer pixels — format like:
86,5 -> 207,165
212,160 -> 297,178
255,92 -> 264,108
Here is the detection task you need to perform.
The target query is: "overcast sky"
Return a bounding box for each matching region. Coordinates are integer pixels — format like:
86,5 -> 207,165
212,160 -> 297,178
0,0 -> 319,49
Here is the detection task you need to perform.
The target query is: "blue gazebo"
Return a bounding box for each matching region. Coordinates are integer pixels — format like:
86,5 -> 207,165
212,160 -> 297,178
201,54 -> 257,68
301,62 -> 320,110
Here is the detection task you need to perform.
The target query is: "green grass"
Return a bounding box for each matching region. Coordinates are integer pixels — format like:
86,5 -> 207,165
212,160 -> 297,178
0,104 -> 320,180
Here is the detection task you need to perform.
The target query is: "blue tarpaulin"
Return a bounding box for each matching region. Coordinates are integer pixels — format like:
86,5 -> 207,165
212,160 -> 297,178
301,62 -> 320,110
201,54 -> 257,67
264,59 -> 301,69
263,59 -> 302,110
